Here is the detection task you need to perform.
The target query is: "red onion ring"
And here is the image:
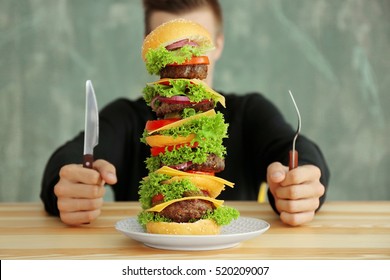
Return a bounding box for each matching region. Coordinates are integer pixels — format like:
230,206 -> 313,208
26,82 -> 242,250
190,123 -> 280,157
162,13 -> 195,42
150,95 -> 160,111
158,96 -> 191,104
157,96 -> 211,105
165,39 -> 199,51
168,161 -> 193,170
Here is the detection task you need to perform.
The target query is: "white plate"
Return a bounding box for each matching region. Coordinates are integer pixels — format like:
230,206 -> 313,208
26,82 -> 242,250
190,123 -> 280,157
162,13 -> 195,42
115,217 -> 270,251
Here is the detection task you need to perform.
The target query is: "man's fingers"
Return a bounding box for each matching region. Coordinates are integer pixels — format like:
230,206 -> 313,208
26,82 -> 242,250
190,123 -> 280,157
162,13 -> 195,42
54,160 -> 115,226
55,182 -> 106,199
276,197 -> 320,214
59,209 -> 101,226
266,163 -> 324,226
267,162 -> 288,184
93,159 -> 117,185
280,211 -> 315,226
59,160 -> 117,186
275,182 -> 325,200
59,164 -> 101,185
57,197 -> 104,212
281,165 -> 322,186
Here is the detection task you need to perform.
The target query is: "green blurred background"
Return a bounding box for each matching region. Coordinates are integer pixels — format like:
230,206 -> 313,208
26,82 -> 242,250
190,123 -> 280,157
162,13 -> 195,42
1,0 -> 389,202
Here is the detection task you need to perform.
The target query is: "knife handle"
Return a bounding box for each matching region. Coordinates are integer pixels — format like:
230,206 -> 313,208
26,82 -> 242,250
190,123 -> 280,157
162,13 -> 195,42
83,154 -> 94,169
289,150 -> 298,170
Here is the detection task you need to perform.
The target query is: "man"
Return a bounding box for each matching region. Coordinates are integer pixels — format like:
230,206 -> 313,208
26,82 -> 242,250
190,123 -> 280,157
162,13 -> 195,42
41,0 -> 329,226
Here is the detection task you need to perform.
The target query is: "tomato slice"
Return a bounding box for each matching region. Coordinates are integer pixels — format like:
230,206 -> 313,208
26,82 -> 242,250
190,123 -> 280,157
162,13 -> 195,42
150,142 -> 199,156
154,78 -> 197,86
167,56 -> 209,66
157,80 -> 171,86
186,170 -> 215,176
150,146 -> 167,156
201,190 -> 211,197
146,134 -> 196,147
145,118 -> 180,132
151,193 -> 164,206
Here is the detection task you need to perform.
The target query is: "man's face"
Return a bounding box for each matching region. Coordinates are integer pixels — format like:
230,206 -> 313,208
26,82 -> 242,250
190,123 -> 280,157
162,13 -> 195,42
148,8 -> 224,86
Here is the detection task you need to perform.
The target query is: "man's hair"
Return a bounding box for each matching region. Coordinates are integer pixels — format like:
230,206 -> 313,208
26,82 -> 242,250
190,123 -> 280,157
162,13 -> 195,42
142,0 -> 223,35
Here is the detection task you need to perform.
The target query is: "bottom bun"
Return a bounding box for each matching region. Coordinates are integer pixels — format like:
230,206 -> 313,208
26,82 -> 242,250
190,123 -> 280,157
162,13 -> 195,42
146,219 -> 221,235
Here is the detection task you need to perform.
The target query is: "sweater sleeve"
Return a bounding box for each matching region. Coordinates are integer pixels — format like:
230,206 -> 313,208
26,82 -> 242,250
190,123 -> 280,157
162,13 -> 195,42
222,93 -> 329,212
247,94 -> 331,213
40,134 -> 84,216
40,98 -> 152,216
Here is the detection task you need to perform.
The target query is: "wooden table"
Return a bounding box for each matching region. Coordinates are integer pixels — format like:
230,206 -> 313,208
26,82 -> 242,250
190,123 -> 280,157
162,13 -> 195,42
0,201 -> 389,259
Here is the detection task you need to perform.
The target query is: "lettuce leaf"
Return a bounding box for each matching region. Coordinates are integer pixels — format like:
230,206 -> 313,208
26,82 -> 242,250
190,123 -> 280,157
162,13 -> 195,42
137,211 -> 172,226
138,172 -> 198,209
145,144 -> 225,173
143,79 -> 218,106
145,45 -> 211,75
202,206 -> 240,226
137,205 -> 240,227
142,112 -> 228,172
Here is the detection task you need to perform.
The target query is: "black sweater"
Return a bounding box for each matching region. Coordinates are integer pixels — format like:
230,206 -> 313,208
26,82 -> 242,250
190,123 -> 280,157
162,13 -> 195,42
41,93 -> 330,216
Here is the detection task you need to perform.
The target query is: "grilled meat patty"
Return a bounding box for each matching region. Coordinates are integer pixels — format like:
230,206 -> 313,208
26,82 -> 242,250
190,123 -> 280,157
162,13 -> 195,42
160,64 -> 208,80
155,99 -> 214,117
183,154 -> 225,173
159,199 -> 215,223
165,154 -> 225,173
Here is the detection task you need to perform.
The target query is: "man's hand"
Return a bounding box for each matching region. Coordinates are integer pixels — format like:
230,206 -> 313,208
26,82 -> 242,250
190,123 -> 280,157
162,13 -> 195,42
54,159 -> 117,226
267,162 -> 325,226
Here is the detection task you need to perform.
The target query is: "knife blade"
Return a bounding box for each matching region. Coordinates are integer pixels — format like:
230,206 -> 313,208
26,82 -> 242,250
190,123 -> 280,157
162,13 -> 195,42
83,80 -> 99,169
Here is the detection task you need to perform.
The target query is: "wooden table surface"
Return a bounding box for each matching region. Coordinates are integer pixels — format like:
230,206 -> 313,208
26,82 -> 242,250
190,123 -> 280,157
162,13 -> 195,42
1,201 -> 389,260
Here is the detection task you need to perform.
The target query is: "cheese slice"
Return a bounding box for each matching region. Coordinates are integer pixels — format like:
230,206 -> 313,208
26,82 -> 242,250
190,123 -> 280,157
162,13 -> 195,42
190,79 -> 226,108
147,78 -> 226,108
163,176 -> 226,198
145,134 -> 196,147
146,196 -> 224,212
147,77 -> 172,86
155,166 -> 234,188
148,109 -> 216,135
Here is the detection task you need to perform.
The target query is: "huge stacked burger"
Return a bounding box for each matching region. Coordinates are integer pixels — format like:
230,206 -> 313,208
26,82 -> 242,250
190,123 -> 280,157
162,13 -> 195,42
137,19 -> 239,235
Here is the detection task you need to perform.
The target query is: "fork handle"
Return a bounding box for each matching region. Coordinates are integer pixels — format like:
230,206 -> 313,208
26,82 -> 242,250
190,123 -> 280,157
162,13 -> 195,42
289,150 -> 298,170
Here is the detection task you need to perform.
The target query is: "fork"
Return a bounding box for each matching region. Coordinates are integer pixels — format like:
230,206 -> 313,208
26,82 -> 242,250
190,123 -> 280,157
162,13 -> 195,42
288,90 -> 301,170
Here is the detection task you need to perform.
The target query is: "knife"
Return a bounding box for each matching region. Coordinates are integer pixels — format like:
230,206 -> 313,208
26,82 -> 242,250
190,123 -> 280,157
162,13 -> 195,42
83,80 -> 99,169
